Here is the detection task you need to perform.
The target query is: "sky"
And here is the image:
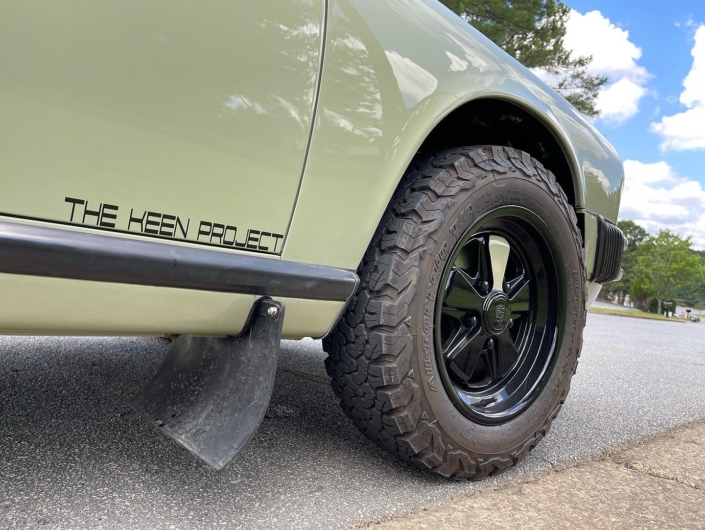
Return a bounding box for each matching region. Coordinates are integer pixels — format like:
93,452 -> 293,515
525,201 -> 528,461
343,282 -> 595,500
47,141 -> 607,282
559,0 -> 705,248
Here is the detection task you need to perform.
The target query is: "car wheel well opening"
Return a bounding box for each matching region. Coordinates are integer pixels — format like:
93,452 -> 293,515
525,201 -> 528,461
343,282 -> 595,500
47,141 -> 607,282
418,98 -> 577,207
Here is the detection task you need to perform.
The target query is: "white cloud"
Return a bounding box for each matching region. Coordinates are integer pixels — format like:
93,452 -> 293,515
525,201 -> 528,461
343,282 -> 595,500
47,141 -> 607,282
559,10 -> 650,123
623,160 -> 680,185
621,160 -> 705,248
651,25 -> 705,151
595,78 -> 648,124
564,11 -> 647,81
675,15 -> 698,31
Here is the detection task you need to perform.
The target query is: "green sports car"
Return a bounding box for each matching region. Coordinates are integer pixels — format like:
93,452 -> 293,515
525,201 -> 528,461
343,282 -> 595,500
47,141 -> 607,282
0,0 -> 625,478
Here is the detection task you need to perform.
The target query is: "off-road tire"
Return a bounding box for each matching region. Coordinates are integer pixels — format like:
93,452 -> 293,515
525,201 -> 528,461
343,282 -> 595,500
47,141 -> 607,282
323,145 -> 586,480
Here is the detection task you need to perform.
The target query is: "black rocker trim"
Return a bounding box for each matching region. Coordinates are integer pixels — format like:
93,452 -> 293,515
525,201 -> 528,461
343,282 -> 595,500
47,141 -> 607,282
0,221 -> 359,302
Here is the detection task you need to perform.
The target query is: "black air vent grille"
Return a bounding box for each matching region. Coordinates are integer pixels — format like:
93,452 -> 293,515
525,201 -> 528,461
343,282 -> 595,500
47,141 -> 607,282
591,216 -> 625,283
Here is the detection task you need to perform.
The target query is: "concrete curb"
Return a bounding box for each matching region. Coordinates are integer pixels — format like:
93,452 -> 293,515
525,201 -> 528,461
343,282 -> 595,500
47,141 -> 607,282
356,419 -> 705,529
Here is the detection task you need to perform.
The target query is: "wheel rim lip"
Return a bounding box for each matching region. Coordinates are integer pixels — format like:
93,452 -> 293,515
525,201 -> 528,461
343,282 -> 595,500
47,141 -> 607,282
433,206 -> 565,426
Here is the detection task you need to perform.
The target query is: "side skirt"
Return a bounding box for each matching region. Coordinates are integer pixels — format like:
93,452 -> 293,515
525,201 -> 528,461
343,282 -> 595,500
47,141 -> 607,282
0,220 -> 359,302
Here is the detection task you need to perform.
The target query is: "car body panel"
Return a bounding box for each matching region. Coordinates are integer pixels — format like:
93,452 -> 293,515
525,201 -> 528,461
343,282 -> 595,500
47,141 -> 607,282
0,272 -> 343,339
0,0 -> 325,255
0,0 -> 624,338
283,0 -> 623,269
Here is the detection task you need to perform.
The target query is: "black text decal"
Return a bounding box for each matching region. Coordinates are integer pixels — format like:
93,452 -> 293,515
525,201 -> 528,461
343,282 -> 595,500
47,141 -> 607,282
64,197 -> 283,255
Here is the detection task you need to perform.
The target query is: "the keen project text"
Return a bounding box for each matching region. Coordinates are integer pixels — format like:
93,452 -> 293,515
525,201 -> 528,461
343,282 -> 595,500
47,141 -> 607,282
63,196 -> 284,255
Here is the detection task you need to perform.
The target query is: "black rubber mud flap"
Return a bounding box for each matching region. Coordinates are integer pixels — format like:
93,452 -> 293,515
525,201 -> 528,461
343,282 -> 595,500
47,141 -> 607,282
130,298 -> 284,470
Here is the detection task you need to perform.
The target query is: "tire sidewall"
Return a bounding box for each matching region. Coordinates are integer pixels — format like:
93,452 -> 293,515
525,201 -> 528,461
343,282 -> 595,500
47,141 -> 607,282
414,172 -> 584,455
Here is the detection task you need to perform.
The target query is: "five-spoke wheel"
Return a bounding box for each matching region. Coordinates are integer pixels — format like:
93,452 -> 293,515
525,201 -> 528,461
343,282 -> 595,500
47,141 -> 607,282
434,214 -> 561,424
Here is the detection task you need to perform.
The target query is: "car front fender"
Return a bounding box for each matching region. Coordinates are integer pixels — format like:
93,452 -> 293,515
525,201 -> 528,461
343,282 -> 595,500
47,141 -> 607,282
283,0 -> 623,270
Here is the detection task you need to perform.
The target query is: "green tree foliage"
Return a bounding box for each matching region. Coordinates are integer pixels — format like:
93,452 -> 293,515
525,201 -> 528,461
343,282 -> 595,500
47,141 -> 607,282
632,230 -> 704,315
619,220 -> 649,249
677,250 -> 705,308
630,274 -> 655,312
441,0 -> 607,116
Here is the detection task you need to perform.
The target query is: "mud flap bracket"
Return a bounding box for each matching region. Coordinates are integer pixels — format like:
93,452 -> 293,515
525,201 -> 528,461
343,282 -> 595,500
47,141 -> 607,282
130,298 -> 284,470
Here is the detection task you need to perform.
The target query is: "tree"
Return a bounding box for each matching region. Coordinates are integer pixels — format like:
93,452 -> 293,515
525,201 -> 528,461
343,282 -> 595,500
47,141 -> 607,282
619,220 -> 649,250
677,250 -> 705,308
441,0 -> 607,116
632,230 -> 704,315
630,275 -> 655,312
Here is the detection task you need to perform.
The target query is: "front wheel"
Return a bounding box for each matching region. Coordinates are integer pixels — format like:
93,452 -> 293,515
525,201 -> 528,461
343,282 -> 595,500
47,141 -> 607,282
324,146 -> 586,479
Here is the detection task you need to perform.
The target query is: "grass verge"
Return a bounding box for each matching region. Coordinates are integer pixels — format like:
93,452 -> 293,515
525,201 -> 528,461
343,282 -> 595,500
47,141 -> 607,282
588,306 -> 685,322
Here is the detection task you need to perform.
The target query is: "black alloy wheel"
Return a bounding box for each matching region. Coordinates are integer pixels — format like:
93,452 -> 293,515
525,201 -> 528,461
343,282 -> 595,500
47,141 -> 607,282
435,212 -> 561,425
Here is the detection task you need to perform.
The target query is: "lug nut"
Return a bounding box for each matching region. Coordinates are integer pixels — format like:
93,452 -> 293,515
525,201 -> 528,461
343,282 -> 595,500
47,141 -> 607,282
463,315 -> 478,328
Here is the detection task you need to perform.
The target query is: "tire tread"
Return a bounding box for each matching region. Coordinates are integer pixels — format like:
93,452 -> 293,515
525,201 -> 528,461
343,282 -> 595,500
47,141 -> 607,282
323,146 -> 586,480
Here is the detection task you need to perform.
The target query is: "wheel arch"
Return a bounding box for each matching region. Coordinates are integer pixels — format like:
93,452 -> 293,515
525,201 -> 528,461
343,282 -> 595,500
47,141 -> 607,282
283,92 -> 589,271
418,95 -> 585,209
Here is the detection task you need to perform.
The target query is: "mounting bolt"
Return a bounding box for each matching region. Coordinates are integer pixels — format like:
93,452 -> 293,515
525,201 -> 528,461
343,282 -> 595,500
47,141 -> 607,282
508,319 -> 514,329
464,315 -> 478,328
482,281 -> 489,292
504,282 -> 510,292
487,338 -> 494,349
267,306 -> 279,318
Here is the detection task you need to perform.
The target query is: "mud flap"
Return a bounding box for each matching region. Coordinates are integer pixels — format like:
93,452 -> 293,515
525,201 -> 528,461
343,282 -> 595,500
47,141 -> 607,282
130,298 -> 284,470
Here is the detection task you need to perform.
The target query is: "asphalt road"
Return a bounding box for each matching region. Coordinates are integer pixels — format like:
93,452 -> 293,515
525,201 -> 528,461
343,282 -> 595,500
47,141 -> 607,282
2,314 -> 705,529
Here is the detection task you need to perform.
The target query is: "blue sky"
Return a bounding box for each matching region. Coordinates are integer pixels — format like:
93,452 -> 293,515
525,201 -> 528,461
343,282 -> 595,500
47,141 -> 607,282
561,1 -> 705,247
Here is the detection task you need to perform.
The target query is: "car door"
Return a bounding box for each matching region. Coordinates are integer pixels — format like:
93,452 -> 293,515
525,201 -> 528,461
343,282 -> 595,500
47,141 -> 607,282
0,0 -> 324,256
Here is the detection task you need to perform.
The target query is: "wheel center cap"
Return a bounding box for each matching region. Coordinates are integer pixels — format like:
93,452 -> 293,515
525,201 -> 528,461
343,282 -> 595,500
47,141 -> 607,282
483,292 -> 511,334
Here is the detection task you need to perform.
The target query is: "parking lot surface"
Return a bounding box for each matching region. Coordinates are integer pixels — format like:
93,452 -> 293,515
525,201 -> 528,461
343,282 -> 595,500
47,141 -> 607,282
2,314 -> 705,529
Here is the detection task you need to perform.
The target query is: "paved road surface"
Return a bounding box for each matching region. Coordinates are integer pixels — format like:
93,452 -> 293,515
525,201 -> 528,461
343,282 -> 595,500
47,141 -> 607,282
2,314 -> 705,529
